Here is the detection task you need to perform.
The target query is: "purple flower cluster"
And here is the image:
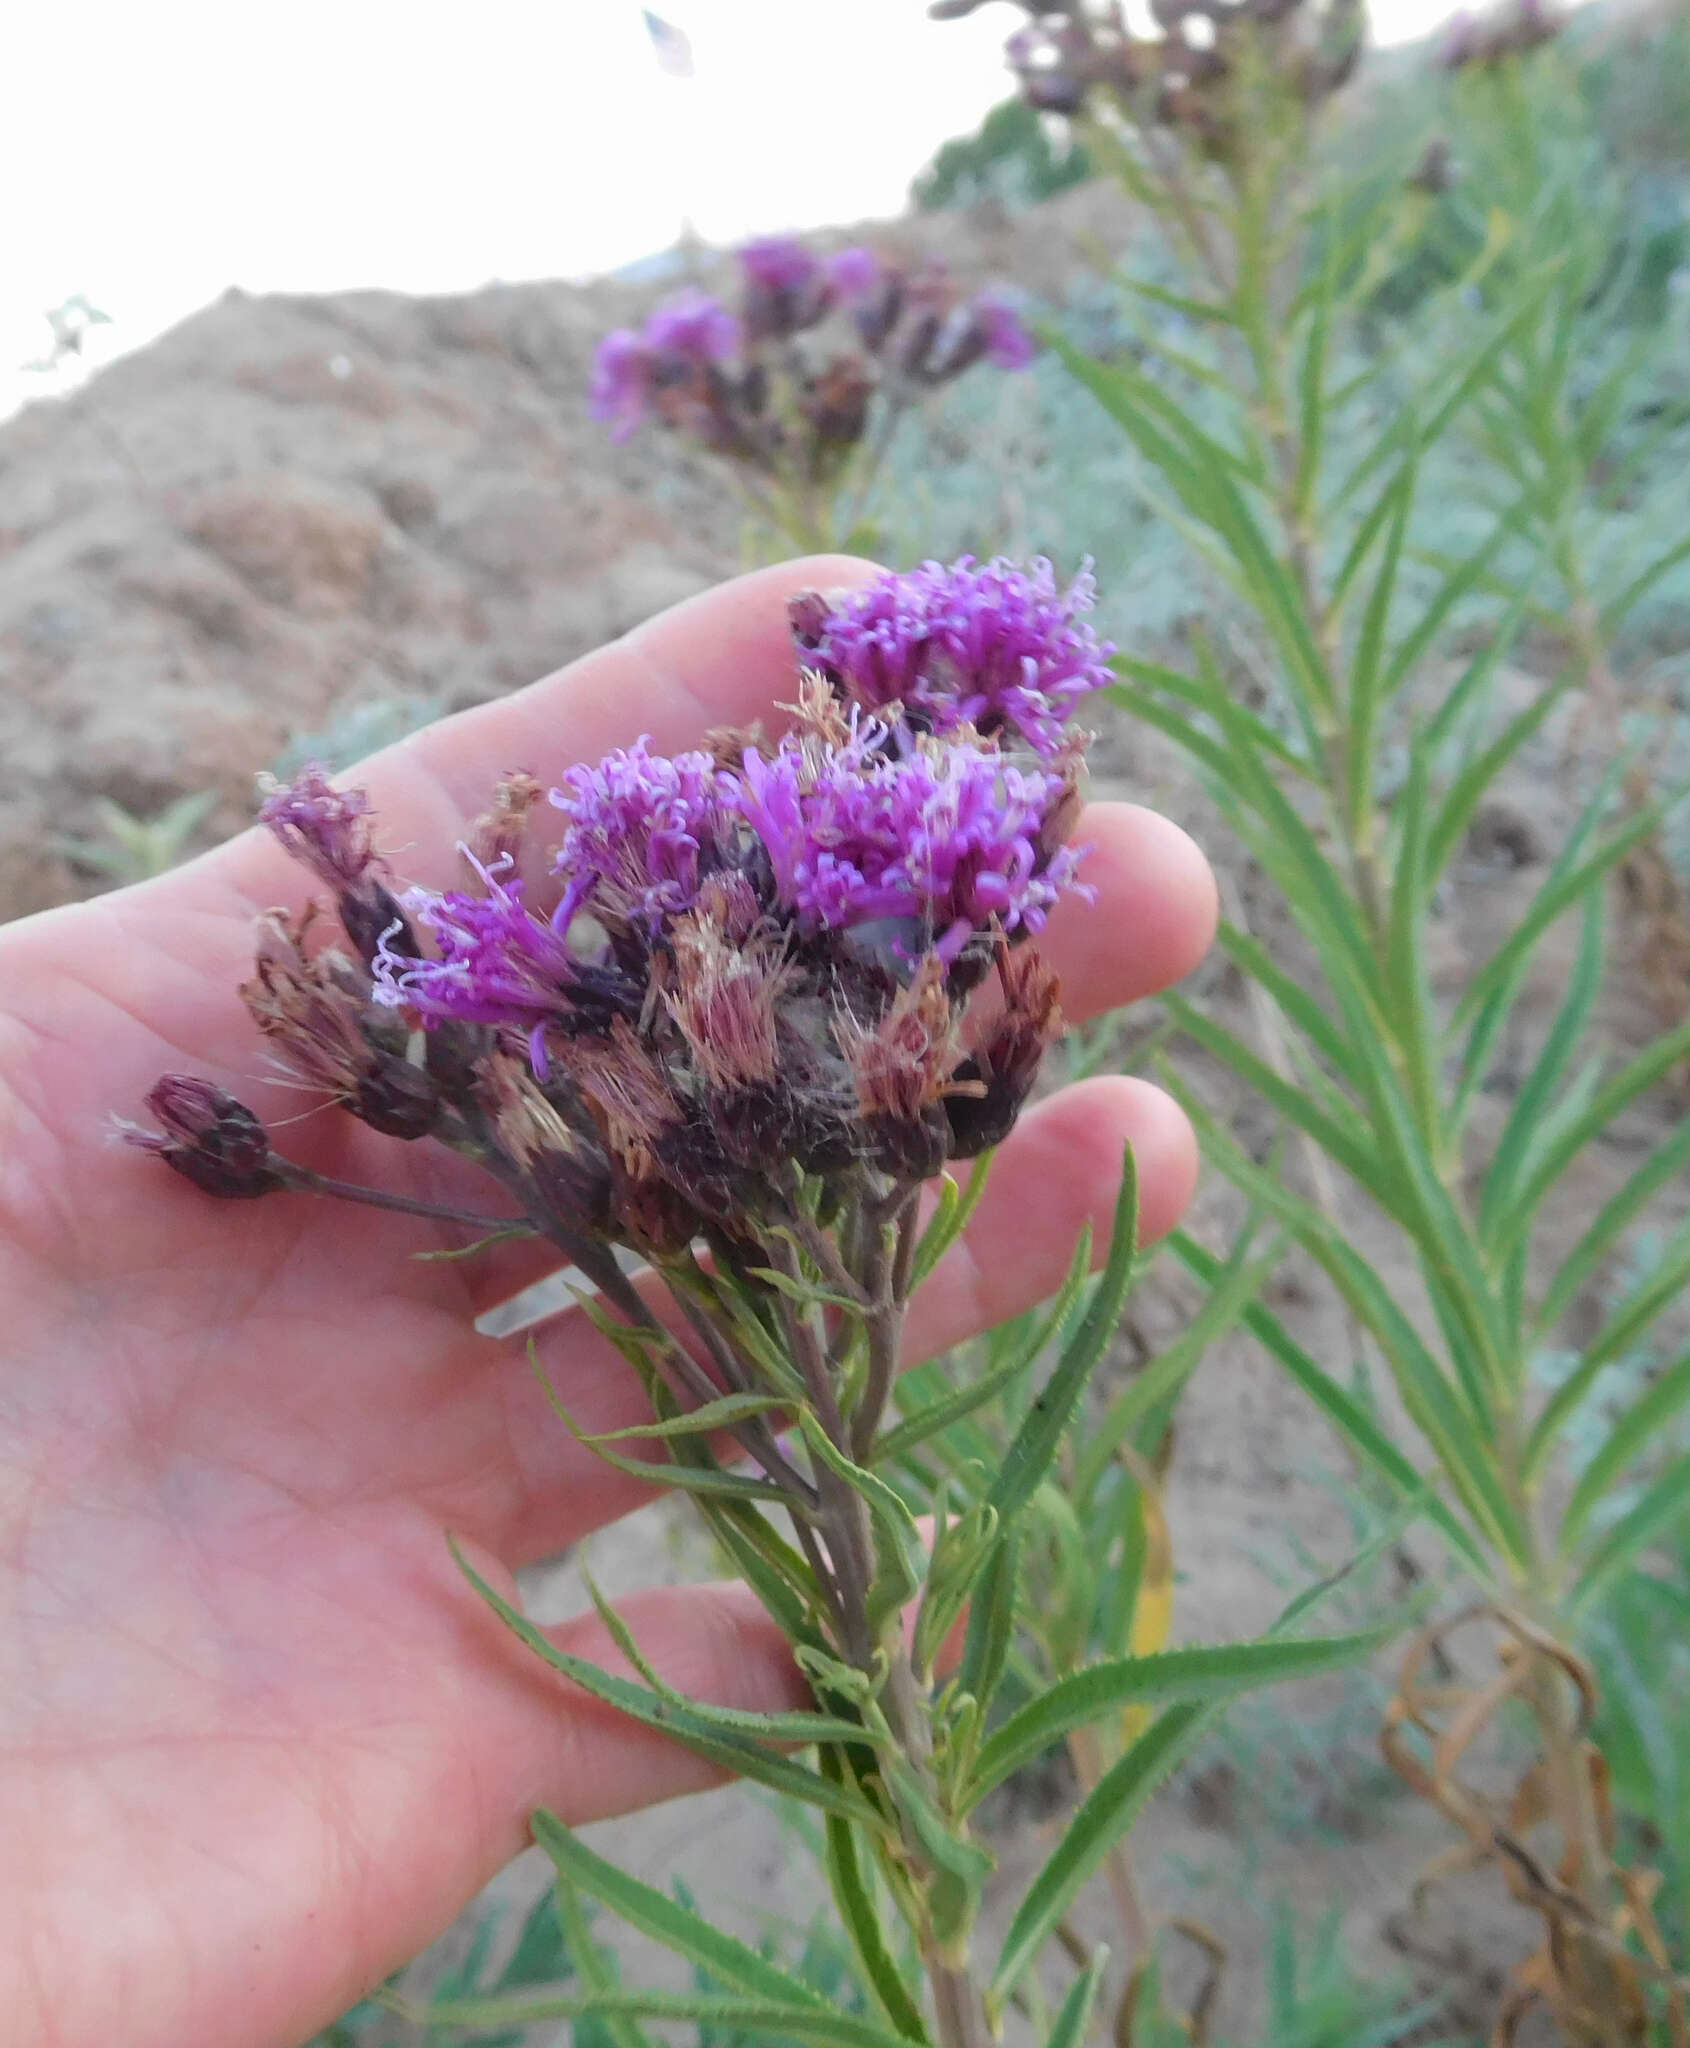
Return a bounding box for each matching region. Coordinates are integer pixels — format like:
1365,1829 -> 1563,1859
136,556 -> 1104,1248
796,555 -> 1114,759
590,289 -> 741,443
587,231 -> 1036,470
732,729 -> 1085,962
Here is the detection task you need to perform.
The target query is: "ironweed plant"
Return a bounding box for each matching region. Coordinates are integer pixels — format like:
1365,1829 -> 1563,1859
589,237 -> 1038,558
127,559 -> 1378,2048
931,4 -> 1690,2037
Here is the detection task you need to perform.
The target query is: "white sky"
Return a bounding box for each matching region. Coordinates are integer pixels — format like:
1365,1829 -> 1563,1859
3,0 -> 1478,421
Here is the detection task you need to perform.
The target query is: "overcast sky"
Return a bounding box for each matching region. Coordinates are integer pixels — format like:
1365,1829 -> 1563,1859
4,0 -> 1495,420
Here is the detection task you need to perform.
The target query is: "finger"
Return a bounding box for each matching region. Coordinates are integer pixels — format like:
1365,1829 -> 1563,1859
454,1074 -> 1195,1567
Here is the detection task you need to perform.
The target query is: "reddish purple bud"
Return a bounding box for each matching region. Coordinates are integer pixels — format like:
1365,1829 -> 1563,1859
126,1076 -> 286,1199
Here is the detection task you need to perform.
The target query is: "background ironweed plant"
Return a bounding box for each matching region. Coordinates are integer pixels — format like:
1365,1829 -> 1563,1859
127,558 -> 1384,2048
918,0 -> 1690,2037
590,236 -> 1038,559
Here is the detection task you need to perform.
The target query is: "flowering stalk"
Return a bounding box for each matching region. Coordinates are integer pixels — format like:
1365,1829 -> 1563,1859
126,558 -> 1122,2048
590,237 -> 1038,558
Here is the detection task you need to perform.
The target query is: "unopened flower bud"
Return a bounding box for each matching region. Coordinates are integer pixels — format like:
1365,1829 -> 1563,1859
125,1076 -> 286,1199
944,947 -> 1064,1158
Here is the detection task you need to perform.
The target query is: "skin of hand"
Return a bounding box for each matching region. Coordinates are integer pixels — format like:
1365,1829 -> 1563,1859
0,559 -> 1216,2048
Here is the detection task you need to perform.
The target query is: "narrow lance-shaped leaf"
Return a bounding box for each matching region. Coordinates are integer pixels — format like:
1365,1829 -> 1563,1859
1561,1347 -> 1690,1556
412,1988 -> 920,2048
532,1812 -> 849,2018
817,1753 -> 931,2045
1572,1460 -> 1690,1618
910,1152 -> 994,1290
448,1540 -> 886,1820
1166,1230 -> 1489,1574
986,1149 -> 1138,1527
964,1626 -> 1393,1810
877,1227 -> 1091,1470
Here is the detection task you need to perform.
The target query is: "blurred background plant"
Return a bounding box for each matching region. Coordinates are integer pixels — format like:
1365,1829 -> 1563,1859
586,232 -> 1039,558
913,0 -> 1690,2036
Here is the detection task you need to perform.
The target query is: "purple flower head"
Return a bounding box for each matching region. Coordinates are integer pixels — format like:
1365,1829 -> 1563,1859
728,729 -> 1089,963
825,246 -> 882,304
644,288 -> 741,366
738,235 -> 820,298
372,856 -> 583,1076
258,765 -> 377,890
970,289 -> 1038,371
590,328 -> 653,442
550,737 -> 727,932
795,556 -> 1114,760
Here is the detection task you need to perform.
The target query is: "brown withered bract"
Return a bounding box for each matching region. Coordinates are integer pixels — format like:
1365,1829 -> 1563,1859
241,907 -> 442,1140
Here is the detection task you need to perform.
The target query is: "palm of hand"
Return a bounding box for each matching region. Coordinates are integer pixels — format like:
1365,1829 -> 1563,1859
0,562 -> 1214,2048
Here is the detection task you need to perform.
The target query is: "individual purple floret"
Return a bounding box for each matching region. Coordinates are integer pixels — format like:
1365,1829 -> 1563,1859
729,731 -> 1088,962
738,235 -> 820,297
644,288 -> 741,364
795,556 -> 1114,759
825,246 -> 882,303
970,289 -> 1039,371
373,859 -> 582,1073
550,738 -> 726,932
589,329 -> 652,442
258,765 -> 377,889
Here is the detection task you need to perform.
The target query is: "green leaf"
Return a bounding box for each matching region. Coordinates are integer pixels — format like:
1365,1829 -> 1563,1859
1211,920 -> 1362,1088
1165,996 -> 1392,1216
798,1414 -> 928,1634
533,1812 -> 844,2017
1478,892 -> 1603,1240
1602,531 -> 1690,637
1425,670 -> 1572,888
415,1988 -> 916,2048
1535,1117 -> 1690,1339
955,1527 -> 1021,1716
965,1628 -> 1391,1810
818,1755 -> 930,2044
1166,1231 -> 1489,1574
1489,1013 -> 1690,1265
1106,663 -> 1312,781
550,1876 -> 655,2048
992,1706 -> 1205,2001
1346,455 -> 1416,837
911,1153 -> 994,1290
1573,1460 -> 1690,1616
750,1266 -> 868,1315
1166,1080 -> 1521,1567
449,1540 -> 883,1820
1561,1347 -> 1690,1555
1529,1222 -> 1690,1478
1380,486 -> 1541,704
1045,1947 -> 1107,2048
878,1229 -> 1091,1469
1071,1229 -> 1281,1503
1453,790 -> 1669,1036
986,1150 -> 1138,1527
570,1393 -> 791,1445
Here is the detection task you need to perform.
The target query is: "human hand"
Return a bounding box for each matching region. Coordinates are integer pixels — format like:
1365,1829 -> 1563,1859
0,560 -> 1215,2048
